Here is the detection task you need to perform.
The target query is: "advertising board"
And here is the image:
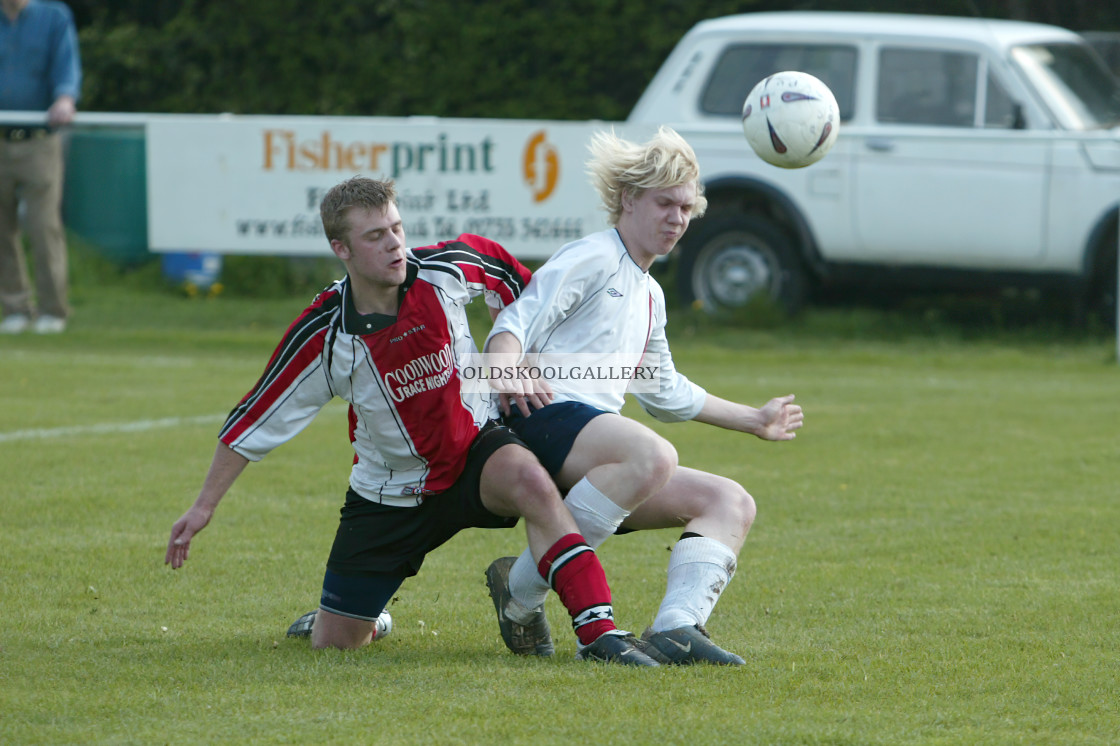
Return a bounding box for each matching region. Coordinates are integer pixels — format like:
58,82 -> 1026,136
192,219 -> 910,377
146,115 -> 622,258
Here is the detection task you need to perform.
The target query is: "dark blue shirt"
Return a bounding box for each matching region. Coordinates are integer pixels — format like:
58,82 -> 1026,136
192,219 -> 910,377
0,0 -> 82,112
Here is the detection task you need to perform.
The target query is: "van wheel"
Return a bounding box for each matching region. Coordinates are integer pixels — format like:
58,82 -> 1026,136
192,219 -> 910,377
677,215 -> 806,314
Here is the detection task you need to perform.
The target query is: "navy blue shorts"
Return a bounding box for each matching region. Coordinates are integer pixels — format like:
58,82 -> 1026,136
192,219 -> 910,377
503,400 -> 609,477
320,421 -> 522,621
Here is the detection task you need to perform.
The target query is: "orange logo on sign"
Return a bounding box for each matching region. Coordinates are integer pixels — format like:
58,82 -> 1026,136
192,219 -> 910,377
523,130 -> 559,203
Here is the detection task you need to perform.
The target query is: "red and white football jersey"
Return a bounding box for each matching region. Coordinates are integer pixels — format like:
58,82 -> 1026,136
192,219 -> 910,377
219,234 -> 531,506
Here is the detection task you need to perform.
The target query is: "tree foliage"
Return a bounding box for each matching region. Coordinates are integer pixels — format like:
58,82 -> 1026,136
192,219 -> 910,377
74,0 -> 1120,119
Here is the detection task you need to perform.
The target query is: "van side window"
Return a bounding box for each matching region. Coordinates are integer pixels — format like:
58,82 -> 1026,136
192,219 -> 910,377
700,43 -> 857,120
984,72 -> 1018,128
877,48 -> 979,126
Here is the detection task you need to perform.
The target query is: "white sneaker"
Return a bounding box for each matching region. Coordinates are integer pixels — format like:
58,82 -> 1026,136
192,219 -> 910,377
32,315 -> 66,334
0,314 -> 30,334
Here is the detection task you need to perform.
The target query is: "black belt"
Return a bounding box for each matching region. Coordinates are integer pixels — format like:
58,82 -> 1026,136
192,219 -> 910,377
0,126 -> 51,142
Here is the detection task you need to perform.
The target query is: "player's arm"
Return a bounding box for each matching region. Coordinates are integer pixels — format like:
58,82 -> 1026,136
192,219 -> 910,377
487,247 -> 588,353
165,443 -> 250,569
484,252 -> 585,417
413,234 -> 532,309
485,330 -> 553,417
632,310 -> 708,423
692,393 -> 803,441
166,300 -> 336,569
486,245 -> 605,415
635,307 -> 800,440
464,234 -> 533,308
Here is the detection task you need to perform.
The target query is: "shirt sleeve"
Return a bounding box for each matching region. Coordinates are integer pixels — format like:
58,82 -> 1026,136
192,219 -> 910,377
632,288 -> 707,422
49,4 -> 82,103
217,303 -> 337,461
411,234 -> 532,310
487,241 -> 605,352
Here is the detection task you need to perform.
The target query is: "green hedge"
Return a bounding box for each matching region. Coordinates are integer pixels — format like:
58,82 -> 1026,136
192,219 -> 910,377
75,0 -> 1120,120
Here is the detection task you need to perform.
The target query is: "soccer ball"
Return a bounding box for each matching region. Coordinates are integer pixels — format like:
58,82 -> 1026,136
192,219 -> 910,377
742,71 -> 840,169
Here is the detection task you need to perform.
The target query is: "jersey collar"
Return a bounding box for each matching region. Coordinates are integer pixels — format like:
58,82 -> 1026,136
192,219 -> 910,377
340,266 -> 416,335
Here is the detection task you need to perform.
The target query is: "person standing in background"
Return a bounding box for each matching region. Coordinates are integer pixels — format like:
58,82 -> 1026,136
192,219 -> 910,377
0,0 -> 81,334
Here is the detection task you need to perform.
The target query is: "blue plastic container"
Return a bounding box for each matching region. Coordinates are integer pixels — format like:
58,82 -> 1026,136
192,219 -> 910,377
161,252 -> 223,289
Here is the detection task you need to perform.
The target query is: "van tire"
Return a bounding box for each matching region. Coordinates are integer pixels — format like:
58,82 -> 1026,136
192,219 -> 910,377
677,214 -> 807,314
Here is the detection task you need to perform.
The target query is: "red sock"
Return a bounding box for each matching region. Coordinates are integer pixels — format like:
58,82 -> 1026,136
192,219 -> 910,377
538,533 -> 616,646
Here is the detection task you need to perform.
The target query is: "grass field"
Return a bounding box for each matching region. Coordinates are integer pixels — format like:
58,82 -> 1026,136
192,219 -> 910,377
1,246 -> 1118,745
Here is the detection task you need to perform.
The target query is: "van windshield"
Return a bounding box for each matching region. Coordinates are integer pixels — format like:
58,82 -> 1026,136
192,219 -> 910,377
1011,43 -> 1120,129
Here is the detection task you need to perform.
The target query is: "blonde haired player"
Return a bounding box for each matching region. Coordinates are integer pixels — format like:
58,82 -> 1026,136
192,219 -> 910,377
484,127 -> 803,665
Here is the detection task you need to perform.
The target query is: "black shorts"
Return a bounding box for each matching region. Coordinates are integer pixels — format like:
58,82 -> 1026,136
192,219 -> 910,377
503,400 -> 609,477
325,421 -> 522,580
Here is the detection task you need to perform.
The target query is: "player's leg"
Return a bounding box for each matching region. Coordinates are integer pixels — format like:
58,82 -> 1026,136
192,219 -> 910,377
620,465 -> 755,551
310,609 -> 378,649
621,466 -> 754,665
479,441 -> 657,666
480,440 -> 568,655
287,489 -> 408,650
554,411 -> 678,507
478,442 -> 581,562
307,569 -> 403,650
500,408 -> 678,620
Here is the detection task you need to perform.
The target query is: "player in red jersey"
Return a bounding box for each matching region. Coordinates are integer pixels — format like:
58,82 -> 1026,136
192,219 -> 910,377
165,176 -> 657,665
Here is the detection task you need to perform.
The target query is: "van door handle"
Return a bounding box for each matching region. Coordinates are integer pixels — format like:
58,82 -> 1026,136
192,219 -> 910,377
865,138 -> 895,152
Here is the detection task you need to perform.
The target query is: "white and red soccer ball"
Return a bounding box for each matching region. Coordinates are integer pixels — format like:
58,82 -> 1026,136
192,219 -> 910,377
742,71 -> 840,169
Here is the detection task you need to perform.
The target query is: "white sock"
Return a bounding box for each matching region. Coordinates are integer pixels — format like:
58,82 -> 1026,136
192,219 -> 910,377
650,536 -> 738,632
506,547 -> 548,624
507,477 -> 629,620
564,477 -> 630,548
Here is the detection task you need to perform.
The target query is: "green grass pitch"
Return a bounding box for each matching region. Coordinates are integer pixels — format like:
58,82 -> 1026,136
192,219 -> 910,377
1,251 -> 1118,744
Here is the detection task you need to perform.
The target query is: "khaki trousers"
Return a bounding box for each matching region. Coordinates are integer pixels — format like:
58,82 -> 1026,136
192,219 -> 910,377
0,132 -> 69,319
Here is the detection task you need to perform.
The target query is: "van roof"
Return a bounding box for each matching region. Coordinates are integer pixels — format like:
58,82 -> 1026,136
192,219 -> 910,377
689,11 -> 1081,50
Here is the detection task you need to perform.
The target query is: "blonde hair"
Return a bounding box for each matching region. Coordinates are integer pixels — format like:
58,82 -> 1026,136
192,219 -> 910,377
586,126 -> 707,226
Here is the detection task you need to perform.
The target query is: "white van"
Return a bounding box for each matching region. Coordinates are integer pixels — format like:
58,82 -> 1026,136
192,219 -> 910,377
629,12 -> 1120,324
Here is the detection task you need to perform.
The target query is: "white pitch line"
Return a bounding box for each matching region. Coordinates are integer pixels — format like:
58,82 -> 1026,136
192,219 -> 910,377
0,414 -> 227,443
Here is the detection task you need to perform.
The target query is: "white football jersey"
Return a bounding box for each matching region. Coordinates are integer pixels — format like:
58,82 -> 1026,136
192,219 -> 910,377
488,228 -> 705,421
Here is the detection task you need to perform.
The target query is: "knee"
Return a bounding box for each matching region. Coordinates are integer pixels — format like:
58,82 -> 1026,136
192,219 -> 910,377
506,451 -> 562,506
517,459 -> 561,502
702,476 -> 755,531
728,482 -> 757,531
632,433 -> 678,494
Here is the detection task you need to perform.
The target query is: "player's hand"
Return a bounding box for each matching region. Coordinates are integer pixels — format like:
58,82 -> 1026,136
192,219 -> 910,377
165,505 -> 213,569
756,394 -> 803,441
486,353 -> 553,418
496,374 -> 554,418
